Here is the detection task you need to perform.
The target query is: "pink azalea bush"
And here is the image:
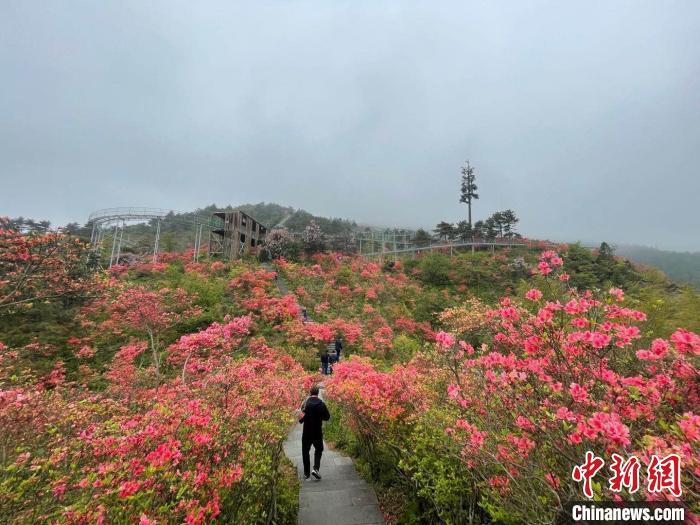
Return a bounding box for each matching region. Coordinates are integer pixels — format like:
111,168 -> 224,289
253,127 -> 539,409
1,252 -> 311,524
326,251 -> 700,522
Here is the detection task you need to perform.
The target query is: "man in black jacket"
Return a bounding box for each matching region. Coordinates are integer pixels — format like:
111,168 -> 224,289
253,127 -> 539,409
320,350 -> 330,375
298,385 -> 331,480
334,337 -> 343,361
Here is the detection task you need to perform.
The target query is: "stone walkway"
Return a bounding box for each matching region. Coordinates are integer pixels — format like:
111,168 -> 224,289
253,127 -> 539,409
262,263 -> 384,525
283,386 -> 384,525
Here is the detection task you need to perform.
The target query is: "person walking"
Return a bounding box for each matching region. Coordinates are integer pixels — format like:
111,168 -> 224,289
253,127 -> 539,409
298,385 -> 331,480
334,337 -> 343,361
320,349 -> 330,375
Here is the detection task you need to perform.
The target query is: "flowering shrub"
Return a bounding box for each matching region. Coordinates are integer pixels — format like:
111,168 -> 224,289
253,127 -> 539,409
91,285 -> 202,381
262,227 -> 296,260
326,357 -> 430,426
1,251 -> 312,524
0,350 -> 307,524
273,253 -> 427,360
4,233 -> 699,524
326,251 -> 700,523
0,218 -> 95,312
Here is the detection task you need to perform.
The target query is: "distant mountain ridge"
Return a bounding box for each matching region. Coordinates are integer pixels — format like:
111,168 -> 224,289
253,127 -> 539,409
615,245 -> 700,287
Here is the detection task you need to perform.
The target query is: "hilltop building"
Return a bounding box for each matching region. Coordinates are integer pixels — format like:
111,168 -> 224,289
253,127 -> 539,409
209,210 -> 267,259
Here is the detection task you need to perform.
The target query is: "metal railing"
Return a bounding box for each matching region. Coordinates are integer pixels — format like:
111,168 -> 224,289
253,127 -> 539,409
361,238 -> 551,257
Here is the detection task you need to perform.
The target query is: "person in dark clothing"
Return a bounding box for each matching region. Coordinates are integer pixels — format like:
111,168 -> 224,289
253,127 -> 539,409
320,350 -> 330,375
334,337 -> 343,361
298,385 -> 331,480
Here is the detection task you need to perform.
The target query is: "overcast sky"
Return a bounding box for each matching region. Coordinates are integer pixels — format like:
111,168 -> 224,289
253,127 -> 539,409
1,1 -> 699,251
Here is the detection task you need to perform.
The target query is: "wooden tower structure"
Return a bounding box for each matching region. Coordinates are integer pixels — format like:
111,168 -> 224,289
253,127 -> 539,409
209,210 -> 268,259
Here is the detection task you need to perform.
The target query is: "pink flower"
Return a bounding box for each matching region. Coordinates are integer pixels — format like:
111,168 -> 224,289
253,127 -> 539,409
670,329 -> 700,355
515,415 -> 536,432
435,331 -> 456,349
678,412 -> 700,442
118,480 -> 141,498
608,287 -> 625,301
569,383 -> 588,403
571,317 -> 588,329
52,480 -> 67,497
545,473 -> 561,489
650,339 -> 670,359
588,412 -> 631,446
447,384 -> 461,400
525,289 -> 543,301
568,432 -> 583,444
76,345 -> 96,359
537,261 -> 553,275
146,439 -> 182,467
514,436 -> 535,455
584,331 -> 611,349
555,407 -> 577,421
458,340 -> 475,355
139,515 -> 157,525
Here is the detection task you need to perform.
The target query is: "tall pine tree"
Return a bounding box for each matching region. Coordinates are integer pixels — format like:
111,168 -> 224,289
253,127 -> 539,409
459,161 -> 479,230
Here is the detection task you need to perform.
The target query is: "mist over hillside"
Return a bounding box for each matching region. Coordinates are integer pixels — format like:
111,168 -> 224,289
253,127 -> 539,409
615,245 -> 700,288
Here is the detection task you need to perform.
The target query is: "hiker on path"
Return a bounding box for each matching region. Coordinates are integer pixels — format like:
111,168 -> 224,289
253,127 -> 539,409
320,349 -> 331,375
334,337 -> 343,361
298,385 -> 331,480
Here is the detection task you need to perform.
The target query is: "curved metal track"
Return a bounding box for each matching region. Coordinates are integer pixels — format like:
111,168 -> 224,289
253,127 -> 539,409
87,207 -> 214,268
88,207 -> 214,227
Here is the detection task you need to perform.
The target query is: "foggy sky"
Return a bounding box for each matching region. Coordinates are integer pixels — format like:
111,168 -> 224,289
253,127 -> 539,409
1,1 -> 699,251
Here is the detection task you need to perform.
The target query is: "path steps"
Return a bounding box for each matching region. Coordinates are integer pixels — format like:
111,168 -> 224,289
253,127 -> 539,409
283,386 -> 384,525
261,263 -> 384,525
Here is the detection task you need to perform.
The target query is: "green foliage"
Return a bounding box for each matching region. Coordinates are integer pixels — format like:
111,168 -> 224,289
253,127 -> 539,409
334,266 -> 356,287
413,229 -> 432,246
413,288 -> 452,325
286,345 -> 321,372
392,334 -> 421,362
399,418 -> 484,524
231,439 -> 298,524
564,243 -> 641,290
418,253 -> 451,286
626,268 -> 700,341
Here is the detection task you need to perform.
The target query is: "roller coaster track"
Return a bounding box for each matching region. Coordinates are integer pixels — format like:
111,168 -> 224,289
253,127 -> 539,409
88,207 -> 214,228
87,207 -> 214,268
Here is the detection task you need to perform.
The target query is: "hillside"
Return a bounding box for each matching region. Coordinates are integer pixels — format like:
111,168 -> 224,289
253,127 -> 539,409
2,219 -> 699,523
615,244 -> 700,287
47,202 -> 363,255
13,210 -> 700,292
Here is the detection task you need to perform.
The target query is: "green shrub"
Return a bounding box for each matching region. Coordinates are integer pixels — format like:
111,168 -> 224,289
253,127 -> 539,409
418,253 -> 451,286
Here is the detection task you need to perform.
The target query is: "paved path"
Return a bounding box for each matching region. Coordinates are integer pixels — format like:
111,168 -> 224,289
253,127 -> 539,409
262,263 -> 384,525
283,386 -> 384,525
